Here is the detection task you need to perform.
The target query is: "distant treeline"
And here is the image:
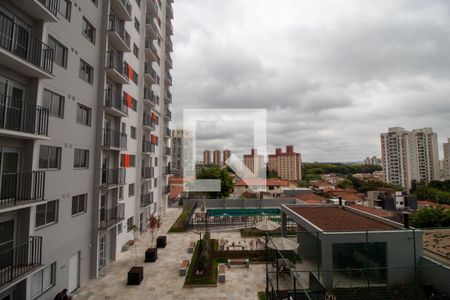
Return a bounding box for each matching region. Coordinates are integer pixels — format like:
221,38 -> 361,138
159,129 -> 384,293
302,163 -> 382,179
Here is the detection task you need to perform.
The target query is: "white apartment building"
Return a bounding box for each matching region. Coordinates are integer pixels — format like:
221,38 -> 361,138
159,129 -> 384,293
381,127 -> 439,190
0,0 -> 173,299
171,129 -> 193,177
443,138 -> 450,180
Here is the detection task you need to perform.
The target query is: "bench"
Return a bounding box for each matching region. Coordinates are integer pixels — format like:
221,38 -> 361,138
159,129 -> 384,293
227,258 -> 249,268
188,241 -> 195,253
179,259 -> 189,276
218,264 -> 226,283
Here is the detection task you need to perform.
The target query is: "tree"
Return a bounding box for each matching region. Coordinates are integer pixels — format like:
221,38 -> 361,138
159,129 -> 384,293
297,180 -> 310,188
197,166 -> 234,198
336,179 -> 353,189
266,167 -> 279,179
410,206 -> 450,228
147,215 -> 162,248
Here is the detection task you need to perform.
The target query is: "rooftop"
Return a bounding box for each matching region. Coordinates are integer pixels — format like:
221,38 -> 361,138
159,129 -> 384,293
286,206 -> 398,232
235,178 -> 290,187
347,204 -> 393,218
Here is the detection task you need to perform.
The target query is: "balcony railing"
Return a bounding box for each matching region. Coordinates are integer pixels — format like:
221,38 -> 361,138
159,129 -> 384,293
165,146 -> 171,156
166,21 -> 173,35
99,203 -> 125,229
145,39 -> 159,59
0,171 -> 45,208
165,54 -> 172,67
144,64 -> 160,84
0,236 -> 42,287
118,0 -> 132,16
141,192 -> 153,207
106,51 -> 127,77
162,166 -> 170,175
148,0 -> 158,16
142,140 -> 155,154
165,108 -> 171,120
144,87 -> 159,105
0,11 -> 54,73
37,0 -> 59,16
101,168 -> 126,187
107,15 -> 131,48
0,94 -> 49,136
164,127 -> 171,137
145,15 -> 160,37
166,4 -> 174,19
104,89 -> 128,115
165,90 -> 172,103
143,113 -> 155,129
141,166 -> 154,180
161,186 -> 170,196
102,128 -> 127,149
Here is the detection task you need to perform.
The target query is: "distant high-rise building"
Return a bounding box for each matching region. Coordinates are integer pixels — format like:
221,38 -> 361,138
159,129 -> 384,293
243,148 -> 265,177
268,146 -> 302,181
171,130 -> 193,177
364,156 -> 381,166
380,127 -> 440,190
223,150 -> 231,165
443,138 -> 450,180
203,150 -> 211,165
213,150 -> 222,166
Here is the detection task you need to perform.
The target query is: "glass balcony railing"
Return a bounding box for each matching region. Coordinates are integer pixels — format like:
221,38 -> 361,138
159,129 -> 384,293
99,203 -> 125,229
102,128 -> 127,149
104,88 -> 128,116
101,168 -> 126,187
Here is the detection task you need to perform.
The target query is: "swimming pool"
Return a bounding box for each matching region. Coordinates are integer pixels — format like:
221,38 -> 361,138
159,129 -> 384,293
206,208 -> 280,217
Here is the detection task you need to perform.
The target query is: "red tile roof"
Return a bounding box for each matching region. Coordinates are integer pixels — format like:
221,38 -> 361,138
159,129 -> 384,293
347,204 -> 393,218
235,178 -> 290,187
287,206 -> 397,232
294,193 -> 326,204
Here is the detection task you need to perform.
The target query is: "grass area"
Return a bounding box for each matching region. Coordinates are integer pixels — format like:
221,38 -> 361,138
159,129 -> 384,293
184,239 -> 219,286
168,208 -> 190,233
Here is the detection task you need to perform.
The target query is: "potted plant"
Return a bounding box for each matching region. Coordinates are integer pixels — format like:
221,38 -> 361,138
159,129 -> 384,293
127,225 -> 143,285
156,216 -> 167,248
145,215 -> 161,262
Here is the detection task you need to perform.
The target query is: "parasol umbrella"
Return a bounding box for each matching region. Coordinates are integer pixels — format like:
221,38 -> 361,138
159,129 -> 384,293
267,237 -> 299,251
255,219 -> 280,232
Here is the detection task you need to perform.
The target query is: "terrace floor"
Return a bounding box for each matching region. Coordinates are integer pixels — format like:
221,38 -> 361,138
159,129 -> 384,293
73,208 -> 266,300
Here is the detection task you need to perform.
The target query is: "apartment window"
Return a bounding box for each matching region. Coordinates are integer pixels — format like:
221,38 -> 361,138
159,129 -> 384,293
36,200 -> 59,228
48,36 -> 68,68
39,145 -> 61,170
131,99 -> 137,111
31,263 -> 56,299
72,194 -> 87,216
133,44 -> 139,58
130,126 -> 136,139
82,17 -> 96,44
58,0 -> 71,20
127,217 -> 134,232
118,223 -> 123,234
154,178 -> 157,188
43,89 -> 64,118
76,104 -> 91,126
128,183 -> 135,197
134,17 -> 140,33
74,149 -> 89,169
79,59 -> 93,84
121,154 -> 136,167
155,157 -> 158,166
119,186 -> 124,200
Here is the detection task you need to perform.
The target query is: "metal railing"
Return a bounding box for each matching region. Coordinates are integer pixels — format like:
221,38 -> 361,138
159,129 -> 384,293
141,192 -> 153,207
144,63 -> 160,84
107,15 -> 130,48
101,168 -> 126,187
164,127 -> 171,137
0,236 -> 42,287
104,89 -> 128,115
99,203 -> 125,229
102,128 -> 127,149
0,171 -> 45,208
144,87 -> 159,105
0,11 -> 54,73
166,4 -> 174,19
165,146 -> 171,156
145,39 -> 159,60
0,94 -> 49,135
165,108 -> 171,120
143,113 -> 155,128
118,0 -> 132,16
142,140 -> 155,153
145,14 -> 160,37
165,90 -> 172,103
165,72 -> 172,83
148,0 -> 158,15
166,21 -> 173,35
38,0 -> 59,16
141,166 -> 154,180
106,51 -> 127,78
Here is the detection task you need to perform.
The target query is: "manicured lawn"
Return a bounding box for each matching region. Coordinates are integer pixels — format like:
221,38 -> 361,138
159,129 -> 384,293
184,239 -> 219,286
168,208 -> 190,233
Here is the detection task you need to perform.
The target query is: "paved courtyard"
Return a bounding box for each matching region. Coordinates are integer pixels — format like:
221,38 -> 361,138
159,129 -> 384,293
73,208 -> 265,300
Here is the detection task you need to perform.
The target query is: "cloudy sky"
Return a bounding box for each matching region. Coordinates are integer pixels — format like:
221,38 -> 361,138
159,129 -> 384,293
170,0 -> 450,162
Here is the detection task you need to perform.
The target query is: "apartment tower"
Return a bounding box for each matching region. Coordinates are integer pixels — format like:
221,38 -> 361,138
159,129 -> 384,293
223,149 -> 231,165
0,0 -> 174,299
203,150 -> 211,165
171,129 -> 193,177
380,127 -> 439,190
243,148 -> 265,178
443,138 -> 450,180
268,145 -> 302,181
212,149 -> 221,166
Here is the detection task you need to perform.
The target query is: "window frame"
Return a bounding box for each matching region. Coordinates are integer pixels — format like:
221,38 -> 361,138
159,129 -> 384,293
47,35 -> 68,68
38,145 -> 61,170
35,200 -> 59,229
74,148 -> 89,169
82,17 -> 96,44
127,217 -> 134,232
71,194 -> 88,216
130,126 -> 136,139
128,183 -> 135,197
79,59 -> 94,84
76,103 -> 92,126
58,0 -> 72,20
42,89 -> 65,118
31,262 -> 56,299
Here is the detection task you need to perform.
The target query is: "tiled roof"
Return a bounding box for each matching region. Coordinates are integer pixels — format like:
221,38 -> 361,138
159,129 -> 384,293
287,206 -> 397,232
235,178 -> 290,187
347,204 -> 393,218
294,193 -> 326,204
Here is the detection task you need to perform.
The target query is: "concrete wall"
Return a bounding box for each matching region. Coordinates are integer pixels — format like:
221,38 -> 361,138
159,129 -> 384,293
420,256 -> 450,296
183,198 -> 300,209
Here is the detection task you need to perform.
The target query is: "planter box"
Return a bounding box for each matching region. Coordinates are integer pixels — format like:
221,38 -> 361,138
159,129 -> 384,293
156,236 -> 167,248
145,248 -> 158,262
127,267 -> 144,285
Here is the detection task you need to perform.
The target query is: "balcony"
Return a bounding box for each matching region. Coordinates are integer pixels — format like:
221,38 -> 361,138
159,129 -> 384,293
13,0 -> 58,21
143,113 -> 155,131
0,11 -> 53,78
104,89 -> 128,117
166,20 -> 174,36
161,185 -> 170,196
143,87 -> 159,106
145,14 -> 161,39
142,140 -> 155,154
163,127 -> 171,138
147,0 -> 158,17
0,171 -> 46,210
166,38 -> 173,52
101,168 -> 126,188
144,39 -> 159,63
99,203 -> 125,229
0,94 -> 49,139
107,15 -> 131,52
105,51 -> 129,85
141,166 -> 154,181
162,166 -> 171,176
165,54 -> 173,69
144,63 -> 160,86
0,236 -> 42,289
102,128 -> 127,150
140,192 -> 153,207
164,108 -> 172,121
166,3 -> 174,19
165,72 -> 172,86
110,0 -> 132,21
164,146 -> 171,156
165,90 -> 172,104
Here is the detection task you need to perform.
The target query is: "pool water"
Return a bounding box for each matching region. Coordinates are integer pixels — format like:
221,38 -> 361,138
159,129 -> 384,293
206,208 -> 280,217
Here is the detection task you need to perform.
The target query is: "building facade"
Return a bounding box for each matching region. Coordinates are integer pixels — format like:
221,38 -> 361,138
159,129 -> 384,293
243,148 -> 265,178
203,149 -> 211,165
0,0 -> 174,299
171,129 -> 193,177
268,145 -> 302,181
363,156 -> 381,166
212,149 -> 221,166
381,127 -> 439,190
223,149 -> 231,165
443,138 -> 450,180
